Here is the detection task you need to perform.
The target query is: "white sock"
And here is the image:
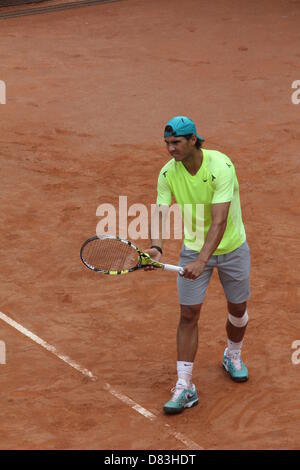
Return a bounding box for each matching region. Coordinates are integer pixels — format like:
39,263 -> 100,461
177,361 -> 193,387
227,339 -> 243,353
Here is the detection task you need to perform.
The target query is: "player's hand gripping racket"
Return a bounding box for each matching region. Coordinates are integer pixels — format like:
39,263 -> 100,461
80,235 -> 184,276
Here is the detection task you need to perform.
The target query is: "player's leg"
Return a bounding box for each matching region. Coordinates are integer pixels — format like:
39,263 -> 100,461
223,300 -> 249,380
217,241 -> 251,382
176,303 -> 202,388
163,304 -> 202,415
226,300 -> 248,344
177,303 -> 202,364
163,245 -> 214,414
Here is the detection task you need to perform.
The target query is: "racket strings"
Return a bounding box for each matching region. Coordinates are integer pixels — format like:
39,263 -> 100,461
82,238 -> 139,271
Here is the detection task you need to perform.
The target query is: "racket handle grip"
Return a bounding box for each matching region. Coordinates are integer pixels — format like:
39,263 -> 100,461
163,264 -> 184,275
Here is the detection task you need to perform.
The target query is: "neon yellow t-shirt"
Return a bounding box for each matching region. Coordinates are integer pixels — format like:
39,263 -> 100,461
156,148 -> 246,254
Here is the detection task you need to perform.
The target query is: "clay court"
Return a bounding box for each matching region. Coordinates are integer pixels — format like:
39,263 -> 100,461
0,0 -> 299,450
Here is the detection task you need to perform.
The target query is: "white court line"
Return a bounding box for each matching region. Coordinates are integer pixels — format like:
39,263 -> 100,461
104,383 -> 156,421
104,383 -> 203,450
0,310 -> 203,450
0,311 -> 96,380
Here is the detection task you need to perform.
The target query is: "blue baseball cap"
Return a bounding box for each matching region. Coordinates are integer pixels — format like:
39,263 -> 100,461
164,116 -> 205,141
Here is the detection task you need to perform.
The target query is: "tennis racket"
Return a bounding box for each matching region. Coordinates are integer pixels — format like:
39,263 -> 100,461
80,235 -> 184,276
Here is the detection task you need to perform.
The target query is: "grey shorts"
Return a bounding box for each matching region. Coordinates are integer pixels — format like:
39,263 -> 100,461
177,240 -> 251,305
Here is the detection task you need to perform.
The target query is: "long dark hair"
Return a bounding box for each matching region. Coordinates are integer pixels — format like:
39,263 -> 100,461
164,126 -> 203,149
183,134 -> 203,149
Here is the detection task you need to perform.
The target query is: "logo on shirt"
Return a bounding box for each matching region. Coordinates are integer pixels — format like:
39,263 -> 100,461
163,171 -> 168,178
226,163 -> 231,168
211,174 -> 216,181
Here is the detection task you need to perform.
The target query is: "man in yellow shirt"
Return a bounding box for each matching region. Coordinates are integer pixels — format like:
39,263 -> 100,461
148,116 -> 251,414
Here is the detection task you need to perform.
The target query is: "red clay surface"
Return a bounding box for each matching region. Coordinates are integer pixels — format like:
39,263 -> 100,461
0,0 -> 299,450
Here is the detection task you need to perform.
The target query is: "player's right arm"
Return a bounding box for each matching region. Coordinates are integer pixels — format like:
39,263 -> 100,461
147,166 -> 172,263
149,204 -> 170,260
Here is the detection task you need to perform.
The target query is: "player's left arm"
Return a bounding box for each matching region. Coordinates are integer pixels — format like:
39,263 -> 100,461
183,160 -> 234,279
197,202 -> 230,263
183,202 -> 230,279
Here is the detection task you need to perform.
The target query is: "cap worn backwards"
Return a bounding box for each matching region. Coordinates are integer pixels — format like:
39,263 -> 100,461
164,116 -> 204,141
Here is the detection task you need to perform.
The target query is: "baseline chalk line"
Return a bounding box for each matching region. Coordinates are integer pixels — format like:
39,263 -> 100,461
0,310 -> 96,380
0,310 -> 203,450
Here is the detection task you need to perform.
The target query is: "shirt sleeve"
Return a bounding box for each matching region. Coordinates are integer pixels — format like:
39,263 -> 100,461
156,169 -> 172,206
212,164 -> 235,204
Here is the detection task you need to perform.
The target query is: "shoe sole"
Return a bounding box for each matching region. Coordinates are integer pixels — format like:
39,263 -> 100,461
222,363 -> 248,382
163,398 -> 199,415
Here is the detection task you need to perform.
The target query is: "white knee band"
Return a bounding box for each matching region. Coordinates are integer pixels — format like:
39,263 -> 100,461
228,310 -> 248,328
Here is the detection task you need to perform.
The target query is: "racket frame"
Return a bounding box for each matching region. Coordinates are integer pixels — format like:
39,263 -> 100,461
80,235 -> 183,275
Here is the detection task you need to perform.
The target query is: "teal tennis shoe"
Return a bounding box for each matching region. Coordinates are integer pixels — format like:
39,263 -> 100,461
163,379 -> 198,414
222,348 -> 248,382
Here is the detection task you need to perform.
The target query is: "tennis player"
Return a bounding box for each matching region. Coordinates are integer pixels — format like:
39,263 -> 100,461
148,116 -> 251,414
